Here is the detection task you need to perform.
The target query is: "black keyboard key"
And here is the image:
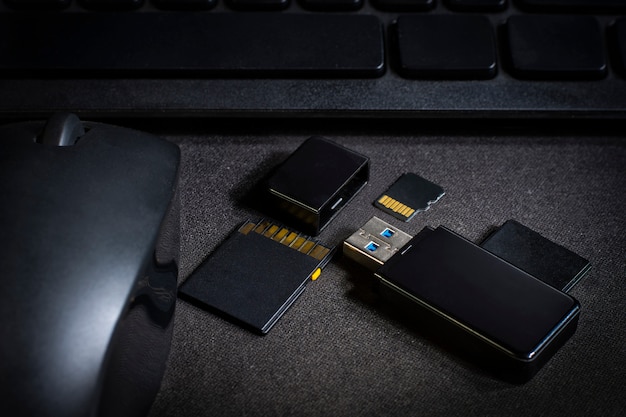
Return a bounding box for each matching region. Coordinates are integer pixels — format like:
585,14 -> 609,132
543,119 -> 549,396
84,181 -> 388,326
0,13 -> 385,77
395,15 -> 497,79
152,0 -> 217,10
371,0 -> 434,12
227,0 -> 290,10
79,0 -> 145,10
445,0 -> 506,11
516,0 -> 626,13
614,18 -> 626,76
506,15 -> 607,80
299,0 -> 363,11
3,0 -> 70,9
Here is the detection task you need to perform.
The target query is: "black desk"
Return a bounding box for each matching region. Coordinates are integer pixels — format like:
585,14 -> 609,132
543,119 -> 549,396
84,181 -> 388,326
140,120 -> 625,417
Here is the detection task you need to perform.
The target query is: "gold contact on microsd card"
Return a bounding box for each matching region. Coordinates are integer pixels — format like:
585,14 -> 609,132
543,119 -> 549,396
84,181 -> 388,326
374,173 -> 444,222
377,195 -> 416,218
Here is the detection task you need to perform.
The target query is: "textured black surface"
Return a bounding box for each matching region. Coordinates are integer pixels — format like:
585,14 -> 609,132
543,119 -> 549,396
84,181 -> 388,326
140,123 -> 625,417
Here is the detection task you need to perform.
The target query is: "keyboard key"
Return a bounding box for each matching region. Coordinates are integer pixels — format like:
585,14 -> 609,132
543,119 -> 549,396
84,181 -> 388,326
0,13 -> 385,77
395,15 -> 496,79
79,0 -> 145,10
152,0 -> 217,10
299,0 -> 363,11
3,0 -> 70,9
614,18 -> 626,77
371,0 -> 435,12
445,0 -> 506,11
516,0 -> 626,13
506,15 -> 607,80
226,0 -> 290,10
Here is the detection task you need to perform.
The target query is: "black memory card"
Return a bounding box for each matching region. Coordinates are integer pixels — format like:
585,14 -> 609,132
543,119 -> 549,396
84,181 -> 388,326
480,220 -> 591,293
375,173 -> 444,222
179,219 -> 335,334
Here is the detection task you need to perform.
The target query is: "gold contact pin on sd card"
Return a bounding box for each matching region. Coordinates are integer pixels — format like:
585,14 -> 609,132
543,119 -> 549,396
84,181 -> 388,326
179,219 -> 335,334
375,173 -> 445,222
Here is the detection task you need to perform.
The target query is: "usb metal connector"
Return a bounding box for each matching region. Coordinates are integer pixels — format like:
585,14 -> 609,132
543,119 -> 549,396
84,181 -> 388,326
343,217 -> 413,271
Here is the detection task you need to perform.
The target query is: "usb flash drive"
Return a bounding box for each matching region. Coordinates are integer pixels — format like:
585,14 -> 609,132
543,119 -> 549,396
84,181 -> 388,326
343,217 -> 580,383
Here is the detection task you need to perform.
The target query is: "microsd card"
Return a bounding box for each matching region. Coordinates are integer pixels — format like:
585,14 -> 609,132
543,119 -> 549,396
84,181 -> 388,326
375,173 -> 445,222
179,219 -> 335,334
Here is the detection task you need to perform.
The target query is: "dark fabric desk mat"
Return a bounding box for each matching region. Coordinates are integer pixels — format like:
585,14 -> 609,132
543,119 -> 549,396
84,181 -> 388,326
143,122 -> 625,417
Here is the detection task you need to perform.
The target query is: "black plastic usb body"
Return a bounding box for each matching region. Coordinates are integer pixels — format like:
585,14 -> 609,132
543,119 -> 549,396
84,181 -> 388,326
344,217 -> 580,383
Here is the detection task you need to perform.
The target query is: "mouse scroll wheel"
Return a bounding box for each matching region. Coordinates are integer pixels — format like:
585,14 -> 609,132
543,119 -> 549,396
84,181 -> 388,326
37,112 -> 85,147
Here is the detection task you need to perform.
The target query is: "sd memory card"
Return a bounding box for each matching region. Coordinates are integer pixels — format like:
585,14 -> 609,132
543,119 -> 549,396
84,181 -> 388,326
179,219 -> 335,334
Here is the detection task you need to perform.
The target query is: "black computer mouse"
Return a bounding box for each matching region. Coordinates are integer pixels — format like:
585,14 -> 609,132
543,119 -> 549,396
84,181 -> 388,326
0,114 -> 180,417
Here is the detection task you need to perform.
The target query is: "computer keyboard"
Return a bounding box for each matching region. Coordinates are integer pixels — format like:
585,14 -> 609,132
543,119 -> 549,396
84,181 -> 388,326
0,0 -> 624,119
